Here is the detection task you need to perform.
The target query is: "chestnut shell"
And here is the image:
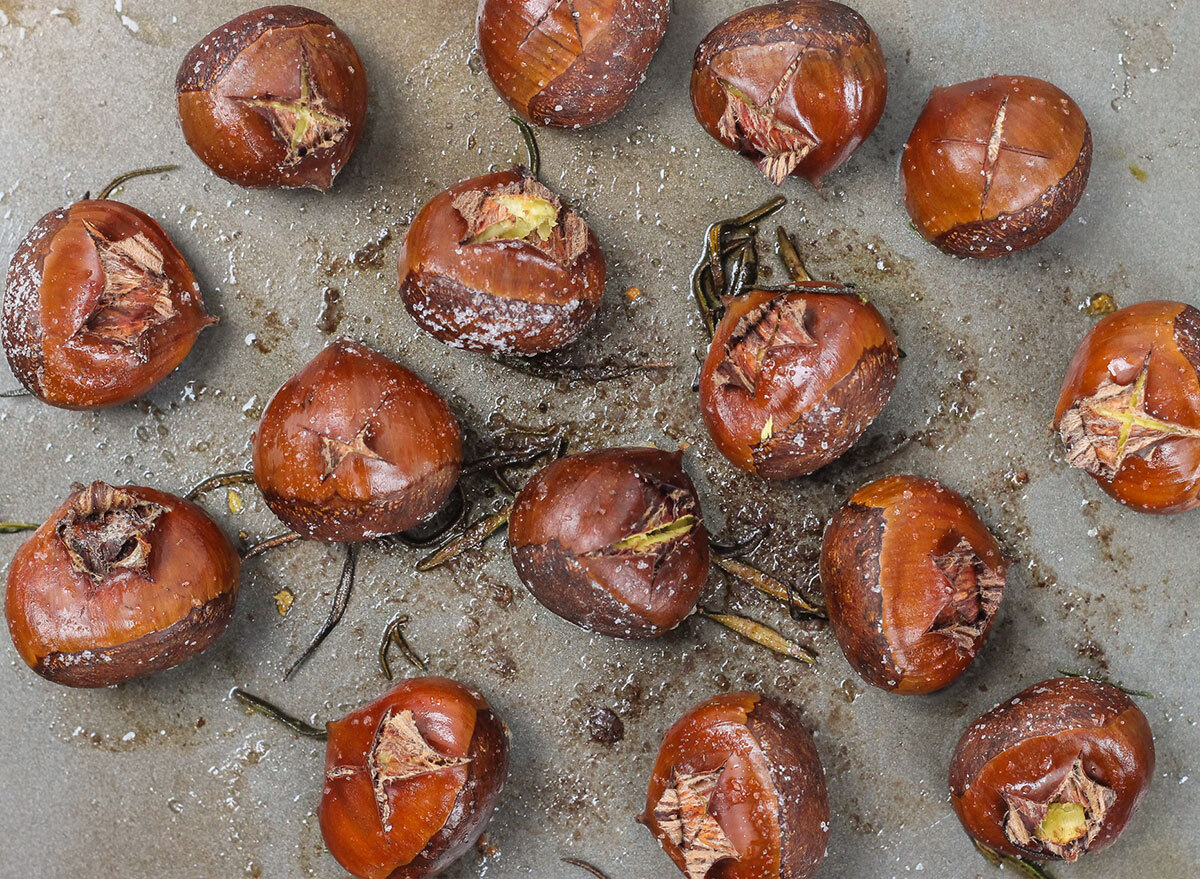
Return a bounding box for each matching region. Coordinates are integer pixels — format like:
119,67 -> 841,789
399,168 -> 606,355
477,0 -> 670,128
5,482 -> 240,687
252,340 -> 463,542
699,286 -> 899,479
950,676 -> 1154,862
319,676 -> 510,879
821,475 -> 1007,695
3,199 -> 215,409
691,0 -> 887,185
507,446 -> 709,638
176,5 -> 368,191
901,75 -> 1091,258
1053,300 -> 1200,513
641,692 -> 829,879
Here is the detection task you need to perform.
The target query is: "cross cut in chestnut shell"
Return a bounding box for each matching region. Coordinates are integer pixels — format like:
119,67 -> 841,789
950,676 -> 1154,863
252,340 -> 463,543
641,692 -> 829,879
820,475 -> 1007,695
507,446 -> 710,638
3,199 -> 215,409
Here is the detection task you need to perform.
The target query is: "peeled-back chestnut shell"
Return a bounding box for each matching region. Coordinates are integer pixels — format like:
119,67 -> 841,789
477,0 -> 670,128
3,199 -> 215,409
641,692 -> 829,879
699,286 -> 899,479
1054,300 -> 1200,514
950,677 -> 1154,863
399,168 -> 606,355
507,446 -> 709,638
252,340 -> 462,542
176,5 -> 368,191
5,481 -> 240,687
901,75 -> 1091,258
319,676 -> 510,879
691,0 -> 887,186
821,475 -> 1007,695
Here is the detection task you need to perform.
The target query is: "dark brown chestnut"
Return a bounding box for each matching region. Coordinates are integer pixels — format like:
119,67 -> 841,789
477,0 -> 670,128
399,168 -> 606,355
821,475 -> 1007,695
507,446 -> 709,638
901,75 -> 1091,258
691,0 -> 887,186
5,481 -> 240,687
176,5 -> 368,191
699,285 -> 899,479
3,198 -> 215,409
252,340 -> 463,542
1054,300 -> 1200,513
319,676 -> 509,879
641,691 -> 829,879
950,676 -> 1154,863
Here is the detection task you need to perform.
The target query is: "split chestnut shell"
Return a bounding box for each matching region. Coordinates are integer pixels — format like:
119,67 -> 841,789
820,475 -> 1007,695
507,447 -> 709,638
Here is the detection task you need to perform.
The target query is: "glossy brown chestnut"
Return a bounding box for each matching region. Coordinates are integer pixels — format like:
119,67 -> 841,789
5,481 -> 240,687
176,5 -> 368,191
901,75 -> 1091,258
399,168 -> 606,355
821,475 -> 1007,695
950,677 -> 1154,863
699,286 -> 899,479
3,199 -> 215,409
507,446 -> 709,638
319,676 -> 510,879
1054,300 -> 1200,513
641,692 -> 829,879
477,0 -> 670,128
691,0 -> 887,186
252,340 -> 463,543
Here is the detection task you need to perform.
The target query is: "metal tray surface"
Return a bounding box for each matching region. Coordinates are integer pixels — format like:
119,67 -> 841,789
0,1 -> 1196,877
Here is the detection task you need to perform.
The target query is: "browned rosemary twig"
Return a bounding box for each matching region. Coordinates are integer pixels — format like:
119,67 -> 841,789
379,613 -> 426,679
241,531 -> 303,560
417,503 -> 514,572
700,609 -> 817,664
285,543 -> 358,680
186,469 -> 256,500
231,687 -> 327,740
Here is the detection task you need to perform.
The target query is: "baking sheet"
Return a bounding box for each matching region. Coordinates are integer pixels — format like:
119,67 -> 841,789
0,1 -> 1196,876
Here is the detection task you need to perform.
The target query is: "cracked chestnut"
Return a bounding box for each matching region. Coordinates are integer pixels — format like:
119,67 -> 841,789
320,676 -> 510,879
507,446 -> 709,638
3,199 -> 215,409
399,168 -> 606,355
478,0 -> 670,128
176,6 -> 368,190
821,475 -> 1007,695
699,286 -> 899,479
950,676 -> 1154,863
1054,300 -> 1200,513
253,340 -> 463,542
641,692 -> 829,879
691,0 -> 887,186
5,481 -> 240,687
902,75 -> 1092,258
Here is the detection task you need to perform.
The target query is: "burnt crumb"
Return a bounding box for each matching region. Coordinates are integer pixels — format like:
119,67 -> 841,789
585,706 -> 625,746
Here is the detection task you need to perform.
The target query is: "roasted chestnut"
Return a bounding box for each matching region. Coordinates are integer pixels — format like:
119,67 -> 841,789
3,198 -> 215,409
699,286 -> 899,479
176,5 -> 368,191
319,676 -> 510,879
252,340 -> 463,543
477,0 -> 670,128
821,475 -> 1007,695
399,168 -> 606,355
691,0 -> 887,186
950,676 -> 1154,863
1054,300 -> 1200,513
901,75 -> 1091,258
507,446 -> 709,638
641,692 -> 829,879
5,481 -> 240,687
